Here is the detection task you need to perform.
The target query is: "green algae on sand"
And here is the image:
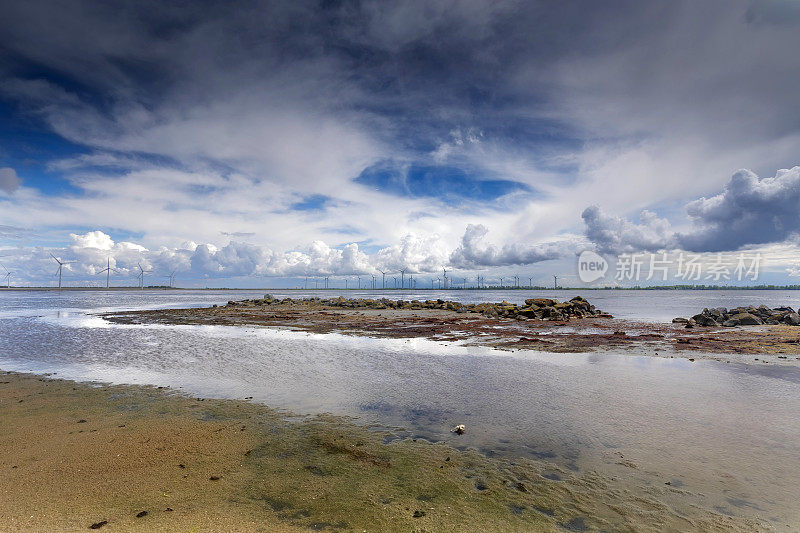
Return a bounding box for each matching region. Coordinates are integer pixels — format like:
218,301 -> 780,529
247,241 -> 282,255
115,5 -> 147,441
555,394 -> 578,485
0,371 -> 765,532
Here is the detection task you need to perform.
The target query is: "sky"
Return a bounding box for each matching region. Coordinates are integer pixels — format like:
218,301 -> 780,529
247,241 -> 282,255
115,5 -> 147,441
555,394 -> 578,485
1,0 -> 800,288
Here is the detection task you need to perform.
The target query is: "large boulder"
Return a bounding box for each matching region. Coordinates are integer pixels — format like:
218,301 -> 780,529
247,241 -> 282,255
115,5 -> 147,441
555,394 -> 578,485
691,313 -> 718,327
783,312 -> 800,326
723,312 -> 763,327
525,298 -> 556,307
517,308 -> 540,319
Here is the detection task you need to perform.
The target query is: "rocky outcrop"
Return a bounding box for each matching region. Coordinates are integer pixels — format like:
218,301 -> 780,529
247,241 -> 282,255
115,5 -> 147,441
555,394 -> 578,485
676,305 -> 800,327
226,294 -> 611,321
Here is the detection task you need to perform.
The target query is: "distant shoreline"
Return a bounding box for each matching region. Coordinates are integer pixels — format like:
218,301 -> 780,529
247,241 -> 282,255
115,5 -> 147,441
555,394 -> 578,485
3,285 -> 800,291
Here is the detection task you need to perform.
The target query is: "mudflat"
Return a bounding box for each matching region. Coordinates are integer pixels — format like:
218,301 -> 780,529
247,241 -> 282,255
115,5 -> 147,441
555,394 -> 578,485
102,296 -> 800,364
0,371 -> 762,532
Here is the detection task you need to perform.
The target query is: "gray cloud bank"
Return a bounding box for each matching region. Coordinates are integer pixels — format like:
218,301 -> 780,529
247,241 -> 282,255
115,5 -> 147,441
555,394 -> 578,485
1,0 -> 800,281
0,168 -> 21,194
449,224 -> 572,268
583,166 -> 800,254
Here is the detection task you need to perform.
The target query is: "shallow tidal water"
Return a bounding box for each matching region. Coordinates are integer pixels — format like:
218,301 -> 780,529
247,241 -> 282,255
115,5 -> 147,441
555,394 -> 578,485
2,288 -> 800,528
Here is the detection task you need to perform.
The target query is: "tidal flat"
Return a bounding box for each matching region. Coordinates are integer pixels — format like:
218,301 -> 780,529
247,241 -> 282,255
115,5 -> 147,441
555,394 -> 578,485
0,371 -> 764,532
103,296 -> 800,365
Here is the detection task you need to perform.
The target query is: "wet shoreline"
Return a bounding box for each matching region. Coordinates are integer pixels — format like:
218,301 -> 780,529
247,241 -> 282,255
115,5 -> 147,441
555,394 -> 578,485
0,370 -> 767,532
101,296 -> 800,366
3,293 -> 800,530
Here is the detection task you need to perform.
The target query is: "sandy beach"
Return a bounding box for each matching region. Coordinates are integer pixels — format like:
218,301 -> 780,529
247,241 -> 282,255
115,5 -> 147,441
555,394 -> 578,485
0,369 -> 766,532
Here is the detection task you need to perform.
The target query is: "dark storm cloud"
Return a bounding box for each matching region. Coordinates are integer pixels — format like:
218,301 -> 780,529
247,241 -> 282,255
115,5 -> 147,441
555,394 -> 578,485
680,167 -> 800,252
583,166 -> 800,254
1,0 -> 800,281
581,206 -> 675,255
4,0 -> 797,175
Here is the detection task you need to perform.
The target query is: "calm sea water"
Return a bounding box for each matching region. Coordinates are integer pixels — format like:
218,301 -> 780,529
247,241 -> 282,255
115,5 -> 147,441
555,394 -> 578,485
2,288 -> 800,527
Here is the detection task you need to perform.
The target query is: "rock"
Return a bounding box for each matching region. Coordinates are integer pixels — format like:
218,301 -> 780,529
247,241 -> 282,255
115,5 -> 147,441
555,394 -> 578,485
785,313 -> 800,326
728,312 -> 763,326
89,521 -> 108,529
452,424 -> 466,435
684,303 -> 800,327
413,510 -> 426,518
691,313 -> 718,327
135,511 -> 148,518
672,317 -> 688,323
525,298 -> 556,307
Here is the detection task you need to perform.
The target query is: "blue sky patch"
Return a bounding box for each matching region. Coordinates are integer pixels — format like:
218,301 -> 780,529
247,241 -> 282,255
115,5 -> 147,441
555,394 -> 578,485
355,162 -> 533,204
290,194 -> 332,211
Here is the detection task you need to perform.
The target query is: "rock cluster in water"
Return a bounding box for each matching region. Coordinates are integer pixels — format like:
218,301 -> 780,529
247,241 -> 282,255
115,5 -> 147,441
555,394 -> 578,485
674,305 -> 800,327
225,295 -> 612,321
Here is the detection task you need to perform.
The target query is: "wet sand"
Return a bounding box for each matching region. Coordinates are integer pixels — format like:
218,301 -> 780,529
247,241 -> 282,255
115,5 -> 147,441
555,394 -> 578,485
0,371 -> 765,532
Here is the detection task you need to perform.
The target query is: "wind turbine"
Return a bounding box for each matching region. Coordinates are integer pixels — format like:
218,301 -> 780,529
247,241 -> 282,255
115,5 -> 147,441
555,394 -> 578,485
392,276 -> 397,289
50,253 -> 75,289
378,269 -> 387,289
399,268 -> 406,289
553,275 -> 559,289
137,262 -> 152,289
97,257 -> 117,289
442,268 -> 448,289
371,275 -> 376,289
163,270 -> 176,288
1,263 -> 11,288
